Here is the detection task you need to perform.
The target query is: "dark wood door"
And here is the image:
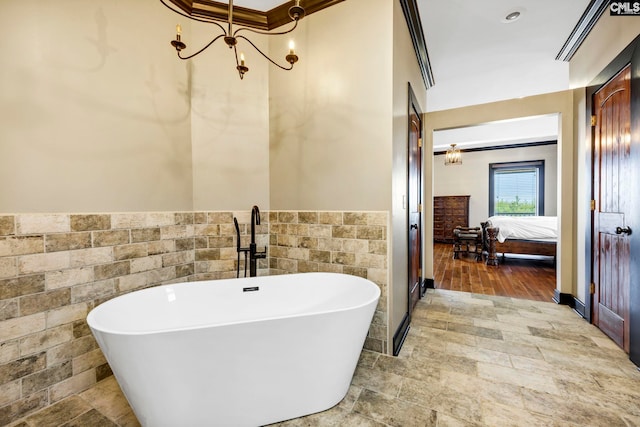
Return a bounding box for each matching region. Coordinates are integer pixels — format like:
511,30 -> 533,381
408,96 -> 422,314
592,64 -> 632,352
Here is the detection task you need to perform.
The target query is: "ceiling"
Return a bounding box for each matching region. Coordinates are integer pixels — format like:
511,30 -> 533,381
433,114 -> 559,152
418,0 -> 591,112
208,1 -> 591,111
416,0 -> 591,149
232,0 -> 289,11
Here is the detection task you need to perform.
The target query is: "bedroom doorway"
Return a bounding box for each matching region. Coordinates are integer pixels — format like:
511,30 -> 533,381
431,114 -> 560,301
591,64 -> 632,352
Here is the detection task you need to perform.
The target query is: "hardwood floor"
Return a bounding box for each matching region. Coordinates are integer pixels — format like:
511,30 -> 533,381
433,242 -> 556,302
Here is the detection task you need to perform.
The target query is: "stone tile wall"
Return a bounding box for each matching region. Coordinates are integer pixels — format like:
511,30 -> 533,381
269,211 -> 388,353
193,211 -> 270,281
0,213 -> 198,424
0,210 -> 387,424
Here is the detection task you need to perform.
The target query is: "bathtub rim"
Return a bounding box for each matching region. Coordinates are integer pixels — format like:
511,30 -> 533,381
87,272 -> 381,336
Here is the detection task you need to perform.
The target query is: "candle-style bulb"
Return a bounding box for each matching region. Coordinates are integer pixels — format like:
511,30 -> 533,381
288,40 -> 295,54
176,24 -> 182,36
240,52 -> 245,66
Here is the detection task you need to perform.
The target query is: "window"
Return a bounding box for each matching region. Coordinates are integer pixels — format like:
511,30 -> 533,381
489,160 -> 544,216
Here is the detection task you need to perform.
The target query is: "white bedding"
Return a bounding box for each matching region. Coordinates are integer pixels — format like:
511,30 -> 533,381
487,216 -> 557,243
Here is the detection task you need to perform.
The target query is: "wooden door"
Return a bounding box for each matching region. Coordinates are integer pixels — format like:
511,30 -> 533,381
408,94 -> 422,314
592,64 -> 632,352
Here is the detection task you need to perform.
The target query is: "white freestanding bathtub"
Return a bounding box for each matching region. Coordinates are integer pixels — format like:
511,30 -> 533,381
87,272 -> 380,427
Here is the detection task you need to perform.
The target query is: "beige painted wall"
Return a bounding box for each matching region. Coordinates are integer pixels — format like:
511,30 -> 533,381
268,0 -> 394,211
425,91 -> 575,296
0,0 -> 193,213
434,144 -> 558,228
268,0 -> 427,350
390,0 -> 428,348
0,0 -> 271,213
189,29 -> 270,210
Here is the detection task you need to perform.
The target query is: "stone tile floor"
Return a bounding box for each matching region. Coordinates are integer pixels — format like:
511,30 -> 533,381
9,289 -> 640,426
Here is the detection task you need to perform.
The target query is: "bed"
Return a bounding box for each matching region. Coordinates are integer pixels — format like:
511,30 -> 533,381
480,216 -> 557,266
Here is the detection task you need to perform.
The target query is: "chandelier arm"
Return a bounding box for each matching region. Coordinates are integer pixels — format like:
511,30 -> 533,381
236,35 -> 294,71
159,0 -> 227,34
177,34 -> 227,60
233,18 -> 299,38
233,45 -> 240,66
233,45 -> 248,79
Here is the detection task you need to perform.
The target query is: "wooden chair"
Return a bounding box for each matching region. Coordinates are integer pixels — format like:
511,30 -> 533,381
453,226 -> 483,261
481,223 -> 500,267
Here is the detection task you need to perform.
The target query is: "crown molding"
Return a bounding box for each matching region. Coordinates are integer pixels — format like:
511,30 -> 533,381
433,140 -> 557,155
399,0 -> 435,89
166,0 -> 344,30
556,0 -> 609,61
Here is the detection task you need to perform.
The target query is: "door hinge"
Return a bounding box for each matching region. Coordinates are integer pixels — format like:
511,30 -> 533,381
418,203 -> 422,213
418,268 -> 422,277
590,282 -> 595,294
590,200 -> 596,211
591,115 -> 597,126
418,138 -> 422,148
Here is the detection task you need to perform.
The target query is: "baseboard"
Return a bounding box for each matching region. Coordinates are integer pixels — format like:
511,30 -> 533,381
552,290 -> 589,319
573,297 -> 586,318
420,278 -> 434,297
553,289 -> 575,307
424,278 -> 435,289
392,312 -> 410,356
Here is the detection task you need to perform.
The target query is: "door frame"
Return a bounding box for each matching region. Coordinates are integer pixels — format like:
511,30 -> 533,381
392,83 -> 424,356
585,33 -> 640,364
407,83 -> 423,309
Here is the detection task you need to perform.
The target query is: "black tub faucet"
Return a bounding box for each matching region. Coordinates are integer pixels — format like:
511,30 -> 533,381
249,205 -> 267,277
233,217 -> 250,278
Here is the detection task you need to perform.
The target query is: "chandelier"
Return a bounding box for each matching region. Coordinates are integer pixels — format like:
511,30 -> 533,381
444,144 -> 462,165
160,0 -> 305,80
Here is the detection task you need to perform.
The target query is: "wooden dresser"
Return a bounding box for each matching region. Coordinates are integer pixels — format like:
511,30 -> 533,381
433,195 -> 470,243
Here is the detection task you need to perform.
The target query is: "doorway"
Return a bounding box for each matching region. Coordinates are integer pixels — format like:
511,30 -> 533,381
431,115 -> 560,300
423,93 -> 575,322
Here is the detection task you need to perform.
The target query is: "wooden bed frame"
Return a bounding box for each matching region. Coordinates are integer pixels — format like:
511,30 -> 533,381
480,221 -> 556,266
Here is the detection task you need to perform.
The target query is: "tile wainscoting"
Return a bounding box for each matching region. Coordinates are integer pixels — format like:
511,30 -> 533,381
0,210 -> 388,424
268,211 -> 388,353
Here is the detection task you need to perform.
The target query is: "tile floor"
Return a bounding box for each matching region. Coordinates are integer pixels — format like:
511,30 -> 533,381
9,289 -> 640,426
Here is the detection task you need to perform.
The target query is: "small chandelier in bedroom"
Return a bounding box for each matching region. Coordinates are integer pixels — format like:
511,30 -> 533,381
445,144 -> 462,165
160,0 -> 305,80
